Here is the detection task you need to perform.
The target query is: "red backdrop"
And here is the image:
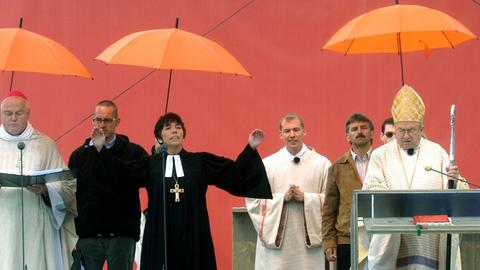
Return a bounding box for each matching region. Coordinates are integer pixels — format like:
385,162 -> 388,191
1,1 -> 479,269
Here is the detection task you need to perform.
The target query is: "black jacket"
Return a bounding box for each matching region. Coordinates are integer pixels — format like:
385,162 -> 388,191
69,134 -> 148,241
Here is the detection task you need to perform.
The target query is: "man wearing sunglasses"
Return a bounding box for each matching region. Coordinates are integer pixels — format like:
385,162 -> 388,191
69,100 -> 149,270
380,117 -> 395,144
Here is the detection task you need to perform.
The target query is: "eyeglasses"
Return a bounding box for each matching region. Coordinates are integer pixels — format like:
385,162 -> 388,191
396,127 -> 420,136
385,131 -> 395,138
92,117 -> 115,124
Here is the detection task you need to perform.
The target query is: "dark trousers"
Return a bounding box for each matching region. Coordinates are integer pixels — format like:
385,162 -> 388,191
337,244 -> 351,270
76,236 -> 135,270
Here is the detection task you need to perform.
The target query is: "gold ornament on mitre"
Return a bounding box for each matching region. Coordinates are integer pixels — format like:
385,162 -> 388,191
391,85 -> 425,123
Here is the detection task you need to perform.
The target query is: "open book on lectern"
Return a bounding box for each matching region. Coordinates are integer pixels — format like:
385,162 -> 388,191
0,168 -> 75,187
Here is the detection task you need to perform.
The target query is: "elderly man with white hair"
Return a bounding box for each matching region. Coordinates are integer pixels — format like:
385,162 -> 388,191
363,85 -> 467,270
0,90 -> 77,270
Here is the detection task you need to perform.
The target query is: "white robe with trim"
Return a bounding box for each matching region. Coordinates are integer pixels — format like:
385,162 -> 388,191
0,129 -> 77,270
246,148 -> 331,270
363,138 -> 466,270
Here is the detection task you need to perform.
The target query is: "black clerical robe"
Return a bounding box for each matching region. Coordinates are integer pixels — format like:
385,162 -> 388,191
140,145 -> 271,270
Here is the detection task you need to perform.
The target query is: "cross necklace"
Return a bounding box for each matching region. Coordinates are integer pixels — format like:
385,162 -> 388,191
169,170 -> 184,203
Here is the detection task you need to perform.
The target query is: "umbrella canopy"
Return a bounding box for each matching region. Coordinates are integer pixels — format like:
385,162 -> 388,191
95,28 -> 250,76
0,28 -> 92,78
323,4 -> 476,55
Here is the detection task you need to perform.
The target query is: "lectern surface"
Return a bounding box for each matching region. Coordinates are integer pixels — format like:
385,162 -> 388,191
363,217 -> 480,234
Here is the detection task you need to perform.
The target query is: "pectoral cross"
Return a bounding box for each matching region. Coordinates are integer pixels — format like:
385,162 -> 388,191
170,183 -> 184,202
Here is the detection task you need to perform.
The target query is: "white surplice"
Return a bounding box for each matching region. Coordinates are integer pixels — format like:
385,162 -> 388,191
364,138 -> 467,270
246,146 -> 331,270
0,126 -> 77,270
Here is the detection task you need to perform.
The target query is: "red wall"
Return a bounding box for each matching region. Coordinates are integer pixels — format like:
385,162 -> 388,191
1,1 -> 479,269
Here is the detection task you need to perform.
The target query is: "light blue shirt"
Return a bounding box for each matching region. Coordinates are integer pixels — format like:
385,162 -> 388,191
89,134 -> 116,149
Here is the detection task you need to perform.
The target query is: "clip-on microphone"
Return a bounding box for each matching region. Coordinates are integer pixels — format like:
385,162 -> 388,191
293,157 -> 300,164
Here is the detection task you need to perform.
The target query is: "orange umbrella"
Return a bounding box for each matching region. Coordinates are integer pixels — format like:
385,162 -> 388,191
323,4 -> 477,84
96,28 -> 250,76
0,27 -> 92,88
95,23 -> 250,112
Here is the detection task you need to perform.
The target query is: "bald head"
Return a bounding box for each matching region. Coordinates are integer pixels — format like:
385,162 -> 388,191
1,96 -> 30,135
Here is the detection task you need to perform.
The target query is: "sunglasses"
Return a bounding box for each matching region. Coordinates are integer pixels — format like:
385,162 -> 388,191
385,131 -> 395,138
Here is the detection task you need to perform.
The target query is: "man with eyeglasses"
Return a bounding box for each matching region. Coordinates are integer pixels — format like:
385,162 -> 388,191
0,90 -> 77,269
322,113 -> 374,270
380,117 -> 395,144
363,85 -> 467,269
69,100 -> 149,270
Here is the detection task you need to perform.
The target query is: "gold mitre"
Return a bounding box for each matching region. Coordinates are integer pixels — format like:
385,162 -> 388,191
391,85 -> 425,123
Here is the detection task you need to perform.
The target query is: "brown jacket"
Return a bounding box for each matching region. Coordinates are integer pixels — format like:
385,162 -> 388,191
322,151 -> 362,249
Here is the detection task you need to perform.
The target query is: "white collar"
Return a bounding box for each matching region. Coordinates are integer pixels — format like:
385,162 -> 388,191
165,155 -> 185,178
282,144 -> 308,162
0,122 -> 34,142
399,137 -> 424,154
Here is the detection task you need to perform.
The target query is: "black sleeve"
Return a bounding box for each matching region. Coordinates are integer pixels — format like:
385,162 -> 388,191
68,145 -> 94,177
97,144 -> 150,188
205,145 -> 272,199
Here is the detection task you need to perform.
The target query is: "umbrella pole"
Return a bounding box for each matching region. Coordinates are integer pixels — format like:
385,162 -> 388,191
164,69 -> 173,114
397,32 -> 405,86
399,52 -> 405,86
164,18 -> 180,114
9,72 -> 16,92
395,0 -> 406,85
9,18 -> 24,92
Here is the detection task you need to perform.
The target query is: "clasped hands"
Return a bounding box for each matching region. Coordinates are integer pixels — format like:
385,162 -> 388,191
284,184 -> 304,202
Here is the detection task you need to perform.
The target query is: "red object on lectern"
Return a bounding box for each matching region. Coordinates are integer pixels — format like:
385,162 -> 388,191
413,214 -> 449,224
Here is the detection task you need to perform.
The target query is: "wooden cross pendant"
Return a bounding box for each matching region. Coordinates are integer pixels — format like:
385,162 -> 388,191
170,183 -> 184,202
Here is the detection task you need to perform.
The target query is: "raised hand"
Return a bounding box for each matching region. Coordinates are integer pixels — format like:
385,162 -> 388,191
91,127 -> 106,152
248,129 -> 265,149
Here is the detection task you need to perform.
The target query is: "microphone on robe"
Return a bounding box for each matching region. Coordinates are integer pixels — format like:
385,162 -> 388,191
159,144 -> 168,154
424,165 -> 480,188
407,148 -> 415,156
293,157 -> 300,164
17,142 -> 25,150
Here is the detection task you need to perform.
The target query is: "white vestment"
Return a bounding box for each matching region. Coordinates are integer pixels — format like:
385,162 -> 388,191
364,138 -> 466,270
0,127 -> 77,270
246,147 -> 331,270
